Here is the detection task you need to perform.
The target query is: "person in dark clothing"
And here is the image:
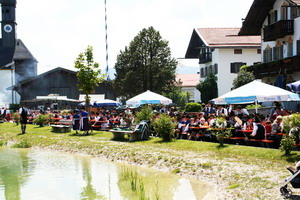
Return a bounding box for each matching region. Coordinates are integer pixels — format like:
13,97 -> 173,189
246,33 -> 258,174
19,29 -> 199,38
247,116 -> 265,139
19,104 -> 29,134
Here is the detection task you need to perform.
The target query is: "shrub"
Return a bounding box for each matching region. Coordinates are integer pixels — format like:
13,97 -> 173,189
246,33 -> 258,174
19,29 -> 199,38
0,140 -> 7,146
280,135 -> 295,155
12,140 -> 32,148
213,117 -> 232,147
33,114 -> 49,127
246,104 -> 262,110
153,113 -> 174,142
185,102 -> 202,112
12,112 -> 20,125
135,106 -> 154,123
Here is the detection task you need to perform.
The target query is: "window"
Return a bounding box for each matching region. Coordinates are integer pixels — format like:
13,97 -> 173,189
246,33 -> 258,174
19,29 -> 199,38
234,49 -> 242,54
297,40 -> 300,55
288,43 -> 293,57
230,62 -> 246,74
268,10 -> 278,24
257,49 -> 261,54
263,49 -> 272,62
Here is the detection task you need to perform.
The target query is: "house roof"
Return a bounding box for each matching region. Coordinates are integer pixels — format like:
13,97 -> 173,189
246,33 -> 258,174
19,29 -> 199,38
239,0 -> 276,35
176,74 -> 200,87
291,0 -> 300,5
185,28 -> 261,58
14,39 -> 37,62
7,67 -> 76,90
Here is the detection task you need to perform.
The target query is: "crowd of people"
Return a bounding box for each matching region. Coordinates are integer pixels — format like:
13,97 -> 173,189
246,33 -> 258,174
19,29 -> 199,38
0,101 -> 298,146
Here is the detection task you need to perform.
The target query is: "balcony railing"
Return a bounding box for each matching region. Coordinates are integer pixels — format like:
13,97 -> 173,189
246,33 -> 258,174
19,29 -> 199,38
263,20 -> 294,41
199,52 -> 212,64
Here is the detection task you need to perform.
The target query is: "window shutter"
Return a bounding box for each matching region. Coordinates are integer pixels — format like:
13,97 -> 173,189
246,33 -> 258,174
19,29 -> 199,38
263,50 -> 267,62
200,68 -> 204,77
273,47 -> 277,61
297,40 -> 300,55
214,64 -> 218,75
230,63 -> 234,73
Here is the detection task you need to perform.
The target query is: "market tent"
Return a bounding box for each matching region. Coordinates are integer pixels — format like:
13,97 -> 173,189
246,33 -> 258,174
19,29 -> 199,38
212,80 -> 300,105
126,90 -> 172,105
287,80 -> 300,93
93,99 -> 121,107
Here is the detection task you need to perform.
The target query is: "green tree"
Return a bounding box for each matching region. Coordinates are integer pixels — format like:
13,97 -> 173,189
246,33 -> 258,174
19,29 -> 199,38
232,65 -> 255,89
75,46 -> 105,112
196,73 -> 218,103
114,26 -> 178,99
163,85 -> 190,107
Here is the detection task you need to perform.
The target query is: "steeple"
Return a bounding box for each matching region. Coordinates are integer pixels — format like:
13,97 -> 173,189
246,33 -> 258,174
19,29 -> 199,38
0,0 -> 17,68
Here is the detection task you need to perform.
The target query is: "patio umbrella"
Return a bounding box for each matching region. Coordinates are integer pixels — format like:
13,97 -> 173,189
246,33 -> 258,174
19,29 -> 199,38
126,90 -> 172,105
287,80 -> 300,93
93,99 -> 121,107
212,80 -> 300,112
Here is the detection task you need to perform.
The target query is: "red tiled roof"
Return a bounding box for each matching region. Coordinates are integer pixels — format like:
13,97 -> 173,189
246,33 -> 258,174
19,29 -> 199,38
196,28 -> 261,47
291,0 -> 300,5
176,74 -> 200,87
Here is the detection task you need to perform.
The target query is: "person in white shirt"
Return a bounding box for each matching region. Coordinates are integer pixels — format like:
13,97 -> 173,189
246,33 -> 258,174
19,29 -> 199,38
19,105 -> 29,134
216,105 -> 228,117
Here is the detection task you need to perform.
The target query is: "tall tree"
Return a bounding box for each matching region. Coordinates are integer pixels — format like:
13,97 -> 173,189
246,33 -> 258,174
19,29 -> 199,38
232,65 -> 255,89
196,73 -> 218,103
75,46 -> 105,111
114,26 -> 178,99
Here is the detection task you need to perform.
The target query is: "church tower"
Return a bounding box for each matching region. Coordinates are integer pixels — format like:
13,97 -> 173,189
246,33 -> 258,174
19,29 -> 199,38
0,0 -> 16,68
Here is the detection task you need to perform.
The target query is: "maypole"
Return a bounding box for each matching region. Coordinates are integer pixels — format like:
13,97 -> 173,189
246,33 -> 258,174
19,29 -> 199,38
104,0 -> 109,80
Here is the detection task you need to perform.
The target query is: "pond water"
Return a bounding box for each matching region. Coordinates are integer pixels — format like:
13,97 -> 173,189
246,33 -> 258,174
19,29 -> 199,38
0,148 -> 210,200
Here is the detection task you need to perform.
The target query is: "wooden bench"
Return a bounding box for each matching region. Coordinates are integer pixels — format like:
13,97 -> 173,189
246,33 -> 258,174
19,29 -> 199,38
109,129 -> 134,140
50,120 -> 72,133
261,139 -> 276,148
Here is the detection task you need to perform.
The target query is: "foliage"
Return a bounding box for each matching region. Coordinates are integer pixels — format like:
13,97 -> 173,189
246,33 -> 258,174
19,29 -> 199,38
283,114 -> 300,133
153,113 -> 175,142
75,46 -> 105,109
196,73 -> 218,103
213,117 -> 233,147
12,139 -> 32,148
114,26 -> 178,99
33,114 -> 49,127
12,112 -> 20,125
135,106 -> 154,123
0,140 -> 7,146
9,104 -> 19,112
163,85 -> 189,107
185,102 -> 202,112
232,66 -> 255,89
246,104 -> 262,110
280,135 -> 296,155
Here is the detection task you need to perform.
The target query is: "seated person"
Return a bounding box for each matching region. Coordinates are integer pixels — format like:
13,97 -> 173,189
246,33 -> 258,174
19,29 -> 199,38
247,117 -> 265,140
272,115 -> 283,134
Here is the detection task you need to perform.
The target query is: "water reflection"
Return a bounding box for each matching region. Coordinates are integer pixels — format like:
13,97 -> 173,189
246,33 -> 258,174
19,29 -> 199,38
0,148 -> 209,200
0,148 -> 33,200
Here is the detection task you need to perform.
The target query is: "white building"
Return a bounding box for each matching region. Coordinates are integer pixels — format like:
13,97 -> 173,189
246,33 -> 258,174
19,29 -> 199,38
176,74 -> 201,102
185,28 -> 261,97
239,0 -> 300,87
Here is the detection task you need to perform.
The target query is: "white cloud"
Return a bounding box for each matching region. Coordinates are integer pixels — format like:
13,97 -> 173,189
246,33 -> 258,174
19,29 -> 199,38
14,0 -> 254,74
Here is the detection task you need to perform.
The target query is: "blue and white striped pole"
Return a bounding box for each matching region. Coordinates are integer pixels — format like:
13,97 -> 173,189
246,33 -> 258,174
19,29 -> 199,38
104,0 -> 109,80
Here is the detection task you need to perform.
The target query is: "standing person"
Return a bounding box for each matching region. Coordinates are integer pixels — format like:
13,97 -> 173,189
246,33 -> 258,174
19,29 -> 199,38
79,107 -> 89,135
72,109 -> 80,134
216,105 -> 228,117
19,104 -> 29,134
202,102 -> 216,118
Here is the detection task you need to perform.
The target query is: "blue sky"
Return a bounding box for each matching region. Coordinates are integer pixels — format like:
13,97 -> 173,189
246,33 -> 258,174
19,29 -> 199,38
15,0 -> 254,76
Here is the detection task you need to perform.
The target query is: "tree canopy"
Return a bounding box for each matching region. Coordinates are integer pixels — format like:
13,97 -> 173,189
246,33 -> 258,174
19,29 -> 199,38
113,26 -> 178,99
75,46 -> 105,107
196,73 -> 218,103
232,65 -> 255,89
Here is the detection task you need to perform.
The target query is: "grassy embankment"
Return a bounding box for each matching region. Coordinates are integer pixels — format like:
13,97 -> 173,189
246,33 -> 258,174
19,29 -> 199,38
0,122 -> 299,199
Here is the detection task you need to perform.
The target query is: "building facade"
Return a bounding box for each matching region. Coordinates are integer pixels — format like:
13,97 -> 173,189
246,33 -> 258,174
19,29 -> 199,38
239,0 -> 300,87
185,28 -> 261,96
176,74 -> 201,102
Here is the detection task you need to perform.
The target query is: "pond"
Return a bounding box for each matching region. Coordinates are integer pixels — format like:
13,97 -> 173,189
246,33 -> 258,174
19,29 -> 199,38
0,148 -> 210,200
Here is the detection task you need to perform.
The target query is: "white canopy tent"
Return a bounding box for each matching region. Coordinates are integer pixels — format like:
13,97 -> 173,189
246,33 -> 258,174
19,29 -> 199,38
126,90 -> 172,105
212,80 -> 300,112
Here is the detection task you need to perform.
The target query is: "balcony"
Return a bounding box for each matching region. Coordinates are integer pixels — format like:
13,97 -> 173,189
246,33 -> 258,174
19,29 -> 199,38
198,52 -> 212,64
247,55 -> 300,78
263,20 -> 294,41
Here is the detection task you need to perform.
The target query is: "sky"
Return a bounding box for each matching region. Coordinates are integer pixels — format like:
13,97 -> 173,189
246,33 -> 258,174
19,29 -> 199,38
14,0 -> 255,76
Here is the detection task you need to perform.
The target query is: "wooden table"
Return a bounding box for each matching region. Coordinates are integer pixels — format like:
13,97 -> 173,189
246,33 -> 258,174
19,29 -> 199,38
109,129 -> 134,140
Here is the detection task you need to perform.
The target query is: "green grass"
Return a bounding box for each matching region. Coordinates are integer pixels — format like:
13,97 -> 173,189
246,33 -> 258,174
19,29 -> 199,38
0,122 -> 298,167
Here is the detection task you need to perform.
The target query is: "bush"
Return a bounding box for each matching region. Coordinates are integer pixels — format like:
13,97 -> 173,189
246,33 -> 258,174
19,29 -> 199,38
12,112 -> 20,125
246,104 -> 262,110
135,106 -> 154,123
33,114 -> 49,127
0,140 -> 7,146
185,102 -> 202,112
153,113 -> 174,142
280,135 -> 295,155
12,140 -> 32,148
